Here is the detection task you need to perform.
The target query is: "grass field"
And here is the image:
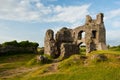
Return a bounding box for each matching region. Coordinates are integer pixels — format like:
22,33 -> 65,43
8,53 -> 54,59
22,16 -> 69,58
0,47 -> 120,80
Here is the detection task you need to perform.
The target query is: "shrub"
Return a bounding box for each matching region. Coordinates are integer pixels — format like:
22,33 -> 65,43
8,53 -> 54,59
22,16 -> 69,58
2,40 -> 19,46
2,40 -> 39,48
0,40 -> 39,55
19,41 -> 39,47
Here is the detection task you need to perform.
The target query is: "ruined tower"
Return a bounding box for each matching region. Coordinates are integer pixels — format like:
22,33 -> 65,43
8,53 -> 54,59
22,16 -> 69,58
74,13 -> 107,53
44,13 -> 107,59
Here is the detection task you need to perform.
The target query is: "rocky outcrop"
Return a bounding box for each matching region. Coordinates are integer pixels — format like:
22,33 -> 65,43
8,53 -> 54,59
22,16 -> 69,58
37,55 -> 48,64
91,54 -> 108,62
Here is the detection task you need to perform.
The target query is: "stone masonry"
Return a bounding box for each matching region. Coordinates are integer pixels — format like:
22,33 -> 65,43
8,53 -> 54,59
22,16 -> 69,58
44,13 -> 107,59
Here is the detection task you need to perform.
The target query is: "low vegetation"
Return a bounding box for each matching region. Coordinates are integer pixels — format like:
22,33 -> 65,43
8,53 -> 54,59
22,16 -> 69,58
0,45 -> 120,80
2,40 -> 39,47
0,40 -> 39,56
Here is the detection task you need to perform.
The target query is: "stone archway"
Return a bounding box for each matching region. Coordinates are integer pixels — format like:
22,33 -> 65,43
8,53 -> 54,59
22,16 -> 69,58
78,42 -> 86,54
77,30 -> 86,46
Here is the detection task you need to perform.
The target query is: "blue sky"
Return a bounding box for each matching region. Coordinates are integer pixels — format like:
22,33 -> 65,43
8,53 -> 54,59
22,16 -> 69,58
0,0 -> 120,47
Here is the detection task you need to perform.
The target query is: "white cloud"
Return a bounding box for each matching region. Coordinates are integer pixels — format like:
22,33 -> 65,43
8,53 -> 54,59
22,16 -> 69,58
107,30 -> 120,41
104,8 -> 120,45
48,4 -> 90,23
0,0 -> 47,21
36,2 -> 44,8
104,8 -> 120,29
106,30 -> 120,45
111,21 -> 120,28
0,0 -> 90,23
105,8 -> 120,20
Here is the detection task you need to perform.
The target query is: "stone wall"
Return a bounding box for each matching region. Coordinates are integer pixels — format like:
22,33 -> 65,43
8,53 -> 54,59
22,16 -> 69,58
44,29 -> 58,58
44,13 -> 107,59
60,43 -> 79,59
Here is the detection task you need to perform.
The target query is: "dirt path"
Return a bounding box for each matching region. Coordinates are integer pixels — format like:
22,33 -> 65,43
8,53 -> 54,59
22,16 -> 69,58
0,67 -> 39,79
0,60 -> 60,79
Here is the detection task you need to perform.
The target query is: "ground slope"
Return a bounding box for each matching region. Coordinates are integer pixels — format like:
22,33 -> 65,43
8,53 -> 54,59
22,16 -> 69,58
0,48 -> 120,80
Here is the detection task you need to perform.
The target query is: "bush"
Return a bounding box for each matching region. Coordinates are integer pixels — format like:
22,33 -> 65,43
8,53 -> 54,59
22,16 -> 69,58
2,40 -> 19,46
19,41 -> 39,47
2,40 -> 39,48
0,40 -> 39,55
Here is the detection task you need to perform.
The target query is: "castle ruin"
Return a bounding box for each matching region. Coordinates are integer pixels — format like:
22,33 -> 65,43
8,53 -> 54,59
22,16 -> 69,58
44,13 -> 107,59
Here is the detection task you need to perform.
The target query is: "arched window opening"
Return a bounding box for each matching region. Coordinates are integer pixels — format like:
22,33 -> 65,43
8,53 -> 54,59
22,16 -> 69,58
78,31 -> 85,40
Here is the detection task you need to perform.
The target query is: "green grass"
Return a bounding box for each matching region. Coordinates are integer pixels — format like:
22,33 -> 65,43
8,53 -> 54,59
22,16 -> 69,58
0,47 -> 120,80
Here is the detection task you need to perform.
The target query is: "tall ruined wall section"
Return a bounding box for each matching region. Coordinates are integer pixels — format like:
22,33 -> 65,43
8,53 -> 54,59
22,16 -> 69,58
73,13 -> 107,53
44,29 -> 58,58
96,13 -> 107,50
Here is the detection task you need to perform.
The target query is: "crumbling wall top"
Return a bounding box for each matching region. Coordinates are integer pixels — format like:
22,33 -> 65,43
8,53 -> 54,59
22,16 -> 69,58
85,15 -> 92,24
45,29 -> 54,40
96,13 -> 104,24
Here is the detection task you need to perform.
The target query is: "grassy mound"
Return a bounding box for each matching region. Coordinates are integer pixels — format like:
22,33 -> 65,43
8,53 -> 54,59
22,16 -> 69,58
0,47 -> 120,80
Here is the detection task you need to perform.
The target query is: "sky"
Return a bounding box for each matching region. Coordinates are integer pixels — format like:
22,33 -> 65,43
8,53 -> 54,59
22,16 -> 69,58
0,0 -> 120,47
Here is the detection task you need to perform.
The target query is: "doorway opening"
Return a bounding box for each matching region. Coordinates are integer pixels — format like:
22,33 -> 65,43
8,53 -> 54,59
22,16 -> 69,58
78,42 -> 86,54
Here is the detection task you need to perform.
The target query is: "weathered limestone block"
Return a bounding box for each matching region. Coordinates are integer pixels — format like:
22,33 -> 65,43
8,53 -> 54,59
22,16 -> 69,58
37,55 -> 48,64
44,29 -> 58,58
60,43 -> 79,59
